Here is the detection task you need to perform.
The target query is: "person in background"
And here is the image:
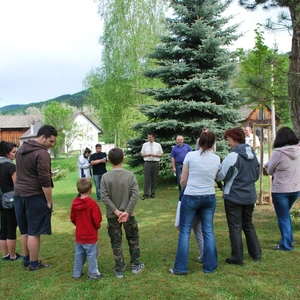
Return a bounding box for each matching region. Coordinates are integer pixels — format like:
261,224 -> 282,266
170,131 -> 220,274
141,133 -> 163,200
89,144 -> 107,201
78,147 -> 92,178
245,126 -> 260,153
0,141 -> 21,261
14,125 -> 57,271
216,127 -> 261,265
171,135 -> 192,194
101,148 -> 144,279
266,127 -> 300,251
70,178 -> 103,280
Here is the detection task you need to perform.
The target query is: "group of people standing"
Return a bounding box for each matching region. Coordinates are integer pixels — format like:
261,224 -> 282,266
0,125 -> 58,271
165,126 -> 299,274
77,144 -> 107,201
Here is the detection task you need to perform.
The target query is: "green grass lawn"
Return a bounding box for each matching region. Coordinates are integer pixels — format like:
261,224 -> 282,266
1,157 -> 300,299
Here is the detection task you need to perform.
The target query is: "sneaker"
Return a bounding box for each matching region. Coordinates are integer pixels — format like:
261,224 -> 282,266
169,268 -> 187,275
2,254 -> 10,261
22,261 -> 30,268
28,261 -> 51,271
114,270 -> 124,279
87,273 -> 104,280
131,263 -> 145,274
198,256 -> 202,263
10,253 -> 22,261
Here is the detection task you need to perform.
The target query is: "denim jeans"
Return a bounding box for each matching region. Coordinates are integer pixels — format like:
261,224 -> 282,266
93,175 -> 103,201
73,242 -> 100,278
224,200 -> 261,263
173,194 -> 218,273
272,191 -> 299,250
175,163 -> 183,194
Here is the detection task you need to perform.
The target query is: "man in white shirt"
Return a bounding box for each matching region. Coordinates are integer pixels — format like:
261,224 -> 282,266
245,126 -> 260,153
140,133 -> 163,200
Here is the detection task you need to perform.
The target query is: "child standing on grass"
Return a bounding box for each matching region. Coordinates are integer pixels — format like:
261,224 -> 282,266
101,147 -> 144,279
70,178 -> 103,280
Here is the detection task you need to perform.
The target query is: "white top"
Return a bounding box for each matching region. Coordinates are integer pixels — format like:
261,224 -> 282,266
245,133 -> 260,150
141,141 -> 163,162
183,150 -> 220,195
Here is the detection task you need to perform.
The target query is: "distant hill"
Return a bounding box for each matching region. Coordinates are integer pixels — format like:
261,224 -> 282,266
0,90 -> 90,115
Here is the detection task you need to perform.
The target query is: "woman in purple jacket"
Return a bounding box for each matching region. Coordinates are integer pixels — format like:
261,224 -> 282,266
267,127 -> 300,251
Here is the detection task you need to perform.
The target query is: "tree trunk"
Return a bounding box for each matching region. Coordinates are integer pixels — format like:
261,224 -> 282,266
289,6 -> 300,137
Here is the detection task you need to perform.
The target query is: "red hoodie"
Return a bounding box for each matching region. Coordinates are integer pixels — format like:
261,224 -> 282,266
70,196 -> 102,244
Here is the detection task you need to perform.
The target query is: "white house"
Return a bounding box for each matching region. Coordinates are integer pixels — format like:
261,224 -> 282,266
19,112 -> 110,154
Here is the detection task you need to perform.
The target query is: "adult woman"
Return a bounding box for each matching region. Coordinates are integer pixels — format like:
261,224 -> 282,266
0,141 -> 21,260
267,127 -> 300,251
170,131 -> 220,274
216,127 -> 261,265
78,147 -> 92,178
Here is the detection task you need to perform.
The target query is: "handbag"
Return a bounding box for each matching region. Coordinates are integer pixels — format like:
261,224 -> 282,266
2,191 -> 14,209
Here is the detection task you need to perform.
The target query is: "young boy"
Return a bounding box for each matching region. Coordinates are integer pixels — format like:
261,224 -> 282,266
101,148 -> 144,278
70,178 -> 103,280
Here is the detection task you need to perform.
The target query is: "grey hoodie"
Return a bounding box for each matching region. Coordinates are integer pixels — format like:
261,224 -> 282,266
216,143 -> 260,205
267,145 -> 300,193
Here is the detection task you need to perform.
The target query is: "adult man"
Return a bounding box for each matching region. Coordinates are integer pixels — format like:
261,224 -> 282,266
245,126 -> 260,153
141,133 -> 163,200
14,125 -> 58,271
171,135 -> 191,194
89,143 -> 107,201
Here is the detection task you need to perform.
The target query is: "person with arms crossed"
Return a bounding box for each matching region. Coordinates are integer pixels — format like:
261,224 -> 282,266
141,133 -> 163,200
14,125 -> 57,271
89,144 -> 107,201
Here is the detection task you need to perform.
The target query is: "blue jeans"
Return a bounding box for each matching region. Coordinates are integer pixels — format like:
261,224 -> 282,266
272,191 -> 299,250
73,242 -> 101,278
175,163 -> 183,194
173,194 -> 218,273
93,175 -> 103,201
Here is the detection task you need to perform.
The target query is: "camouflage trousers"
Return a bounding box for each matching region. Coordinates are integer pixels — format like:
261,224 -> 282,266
107,216 -> 140,272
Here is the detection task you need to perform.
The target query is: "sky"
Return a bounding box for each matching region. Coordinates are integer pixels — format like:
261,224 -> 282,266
0,0 -> 292,108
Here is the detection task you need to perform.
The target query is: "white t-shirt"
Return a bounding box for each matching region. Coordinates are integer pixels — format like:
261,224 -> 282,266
183,150 -> 220,195
245,133 -> 260,149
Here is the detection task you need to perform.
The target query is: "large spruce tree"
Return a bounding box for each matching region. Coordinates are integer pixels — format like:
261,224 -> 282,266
127,0 -> 242,171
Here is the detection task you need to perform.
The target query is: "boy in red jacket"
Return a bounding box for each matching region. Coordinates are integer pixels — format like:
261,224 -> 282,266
70,178 -> 103,280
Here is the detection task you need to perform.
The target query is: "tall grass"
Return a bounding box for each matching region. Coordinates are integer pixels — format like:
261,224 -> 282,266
0,157 -> 299,299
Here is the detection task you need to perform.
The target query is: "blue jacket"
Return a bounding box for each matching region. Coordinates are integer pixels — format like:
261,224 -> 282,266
216,144 -> 260,205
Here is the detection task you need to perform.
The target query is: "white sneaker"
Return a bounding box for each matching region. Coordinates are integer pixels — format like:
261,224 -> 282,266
131,263 -> 145,274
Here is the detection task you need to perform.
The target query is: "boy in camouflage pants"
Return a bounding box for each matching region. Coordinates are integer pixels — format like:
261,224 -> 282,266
100,148 -> 144,278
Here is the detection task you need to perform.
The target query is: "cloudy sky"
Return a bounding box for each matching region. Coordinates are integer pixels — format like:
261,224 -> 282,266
0,0 -> 291,108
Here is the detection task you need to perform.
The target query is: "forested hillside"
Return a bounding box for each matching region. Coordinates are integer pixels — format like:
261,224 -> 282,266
0,90 -> 89,115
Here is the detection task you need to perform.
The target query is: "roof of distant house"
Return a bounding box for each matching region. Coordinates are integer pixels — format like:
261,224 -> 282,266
0,114 -> 42,128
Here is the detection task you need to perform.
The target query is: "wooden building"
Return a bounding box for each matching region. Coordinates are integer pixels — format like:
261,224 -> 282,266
0,114 -> 42,146
238,104 -> 280,128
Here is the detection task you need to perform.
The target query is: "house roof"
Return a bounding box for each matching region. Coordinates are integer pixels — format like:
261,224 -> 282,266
238,104 -> 280,122
19,112 -> 102,139
0,114 -> 42,128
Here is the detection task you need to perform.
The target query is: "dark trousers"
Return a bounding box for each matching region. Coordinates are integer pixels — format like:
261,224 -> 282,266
143,161 -> 159,197
224,200 -> 261,263
175,162 -> 183,194
107,217 -> 140,272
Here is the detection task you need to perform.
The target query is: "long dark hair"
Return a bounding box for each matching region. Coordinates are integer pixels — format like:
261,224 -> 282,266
273,127 -> 299,148
199,131 -> 215,154
0,141 -> 17,157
